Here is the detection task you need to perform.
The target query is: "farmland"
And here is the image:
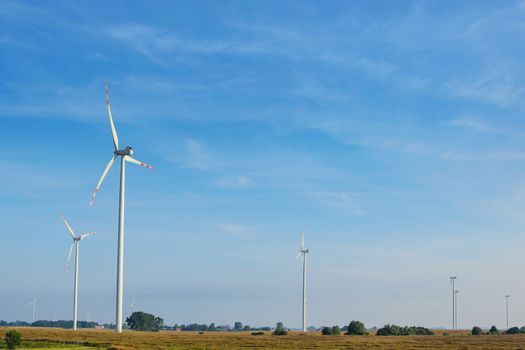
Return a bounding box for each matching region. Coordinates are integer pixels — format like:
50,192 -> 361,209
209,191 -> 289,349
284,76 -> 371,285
2,328 -> 525,350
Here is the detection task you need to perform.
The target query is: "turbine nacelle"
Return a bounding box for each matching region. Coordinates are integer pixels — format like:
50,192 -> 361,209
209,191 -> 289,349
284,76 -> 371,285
115,147 -> 133,156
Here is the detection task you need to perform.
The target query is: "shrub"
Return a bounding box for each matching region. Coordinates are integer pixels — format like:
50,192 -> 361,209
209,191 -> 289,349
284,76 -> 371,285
5,330 -> 22,350
506,327 -> 521,334
321,327 -> 332,335
331,325 -> 341,335
346,320 -> 367,335
471,326 -> 482,335
489,325 -> 498,334
273,322 -> 288,336
251,331 -> 265,336
376,324 -> 433,336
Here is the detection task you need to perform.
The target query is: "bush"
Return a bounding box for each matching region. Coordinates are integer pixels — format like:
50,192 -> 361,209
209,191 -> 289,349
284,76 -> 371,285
331,326 -> 341,335
273,322 -> 288,336
489,325 -> 498,334
471,326 -> 482,335
376,324 -> 433,336
346,320 -> 367,335
5,330 -> 22,350
506,327 -> 521,335
321,327 -> 332,335
126,312 -> 164,332
251,331 -> 265,336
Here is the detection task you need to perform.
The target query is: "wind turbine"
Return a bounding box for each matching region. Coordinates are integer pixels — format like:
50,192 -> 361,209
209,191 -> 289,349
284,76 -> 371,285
62,214 -> 95,331
130,299 -> 137,314
450,276 -> 457,330
296,233 -> 309,332
89,84 -> 154,333
505,294 -> 510,330
28,298 -> 37,323
454,290 -> 459,330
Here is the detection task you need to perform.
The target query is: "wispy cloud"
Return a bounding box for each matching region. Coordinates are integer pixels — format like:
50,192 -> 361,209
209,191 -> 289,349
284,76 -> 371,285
213,176 -> 252,188
307,191 -> 366,216
216,224 -> 256,238
449,118 -> 501,134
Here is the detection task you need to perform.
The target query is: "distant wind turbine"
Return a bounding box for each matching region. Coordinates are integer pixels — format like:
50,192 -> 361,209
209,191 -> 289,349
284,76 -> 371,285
62,214 -> 95,331
89,84 -> 154,333
130,299 -> 137,314
454,290 -> 459,330
450,276 -> 457,330
28,298 -> 37,323
505,294 -> 510,330
296,233 -> 309,332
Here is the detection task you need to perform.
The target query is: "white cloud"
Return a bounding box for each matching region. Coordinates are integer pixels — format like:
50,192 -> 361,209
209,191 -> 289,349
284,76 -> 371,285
216,224 -> 256,238
308,191 -> 366,216
213,176 -> 252,188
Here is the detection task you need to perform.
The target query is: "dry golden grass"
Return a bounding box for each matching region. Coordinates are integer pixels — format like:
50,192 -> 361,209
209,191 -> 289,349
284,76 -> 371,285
2,328 -> 525,350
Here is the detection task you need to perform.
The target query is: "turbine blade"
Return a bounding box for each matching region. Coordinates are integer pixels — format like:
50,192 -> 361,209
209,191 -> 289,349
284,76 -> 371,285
89,155 -> 117,207
66,242 -> 74,272
61,214 -> 76,239
124,156 -> 154,169
106,83 -> 119,151
301,233 -> 305,251
296,251 -> 302,260
80,232 -> 96,240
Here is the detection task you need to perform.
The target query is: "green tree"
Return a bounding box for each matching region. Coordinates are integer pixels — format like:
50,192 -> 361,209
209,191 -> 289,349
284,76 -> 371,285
4,330 -> 22,350
234,322 -> 243,331
126,311 -> 164,332
376,324 -> 433,336
489,325 -> 498,334
471,326 -> 482,335
506,327 -> 521,334
321,327 -> 332,335
331,326 -> 341,335
346,320 -> 367,335
273,322 -> 288,336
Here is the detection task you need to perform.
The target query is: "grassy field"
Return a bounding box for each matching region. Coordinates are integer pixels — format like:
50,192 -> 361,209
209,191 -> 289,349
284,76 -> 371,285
2,328 -> 525,350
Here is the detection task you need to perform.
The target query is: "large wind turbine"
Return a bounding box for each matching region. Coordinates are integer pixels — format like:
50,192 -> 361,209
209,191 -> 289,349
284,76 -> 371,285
296,233 -> 309,332
89,84 -> 154,332
62,214 -> 95,331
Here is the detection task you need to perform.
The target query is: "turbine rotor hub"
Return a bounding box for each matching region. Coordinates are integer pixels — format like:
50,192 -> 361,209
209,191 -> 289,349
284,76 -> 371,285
115,146 -> 133,156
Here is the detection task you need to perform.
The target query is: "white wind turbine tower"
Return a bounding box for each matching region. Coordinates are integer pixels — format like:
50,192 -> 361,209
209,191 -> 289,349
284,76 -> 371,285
296,233 -> 309,332
62,214 -> 95,331
89,84 -> 154,333
28,298 -> 37,323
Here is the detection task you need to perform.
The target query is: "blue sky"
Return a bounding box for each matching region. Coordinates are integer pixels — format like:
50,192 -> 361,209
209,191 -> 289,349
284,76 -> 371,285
2,0 -> 525,329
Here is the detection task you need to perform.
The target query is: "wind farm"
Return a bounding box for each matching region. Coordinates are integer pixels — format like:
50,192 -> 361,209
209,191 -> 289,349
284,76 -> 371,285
2,1 -> 525,349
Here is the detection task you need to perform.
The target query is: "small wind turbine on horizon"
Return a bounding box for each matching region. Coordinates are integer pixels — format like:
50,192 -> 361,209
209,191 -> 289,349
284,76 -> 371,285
505,294 -> 510,330
62,214 -> 95,331
454,290 -> 459,330
130,299 -> 137,314
89,83 -> 154,333
296,233 -> 309,333
450,276 -> 457,330
28,298 -> 37,323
